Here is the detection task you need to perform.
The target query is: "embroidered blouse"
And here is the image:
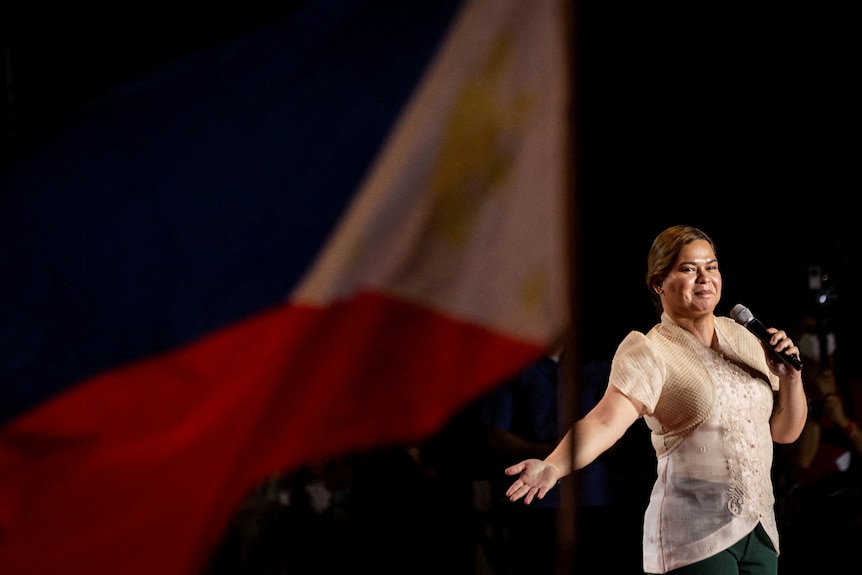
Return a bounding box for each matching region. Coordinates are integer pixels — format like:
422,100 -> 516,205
609,313 -> 780,573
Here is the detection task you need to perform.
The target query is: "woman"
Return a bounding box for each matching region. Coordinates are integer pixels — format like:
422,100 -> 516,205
505,225 -> 807,574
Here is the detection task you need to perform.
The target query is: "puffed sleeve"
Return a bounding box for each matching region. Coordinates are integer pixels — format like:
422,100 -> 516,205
608,331 -> 666,415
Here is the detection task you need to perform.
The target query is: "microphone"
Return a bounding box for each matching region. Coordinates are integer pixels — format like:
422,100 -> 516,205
730,304 -> 803,370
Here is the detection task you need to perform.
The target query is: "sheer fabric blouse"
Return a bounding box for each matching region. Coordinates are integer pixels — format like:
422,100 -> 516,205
609,313 -> 780,574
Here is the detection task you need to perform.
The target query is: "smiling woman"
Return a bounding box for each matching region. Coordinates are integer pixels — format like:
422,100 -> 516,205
504,224 -> 808,575
1,3 -> 859,573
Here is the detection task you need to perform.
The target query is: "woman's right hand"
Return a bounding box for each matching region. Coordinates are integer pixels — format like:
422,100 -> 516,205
504,459 -> 560,504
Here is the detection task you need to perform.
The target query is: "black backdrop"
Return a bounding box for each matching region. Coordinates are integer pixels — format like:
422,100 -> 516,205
574,1 -> 859,365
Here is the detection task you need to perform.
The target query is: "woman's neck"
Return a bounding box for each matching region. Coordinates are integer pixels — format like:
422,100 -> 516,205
667,313 -> 715,348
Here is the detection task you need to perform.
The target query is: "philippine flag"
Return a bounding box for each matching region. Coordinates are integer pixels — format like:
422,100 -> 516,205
0,0 -> 571,573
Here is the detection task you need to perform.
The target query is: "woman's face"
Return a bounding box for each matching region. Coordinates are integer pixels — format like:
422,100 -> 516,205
657,239 -> 721,319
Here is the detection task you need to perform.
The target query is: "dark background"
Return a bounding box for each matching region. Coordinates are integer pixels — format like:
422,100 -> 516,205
574,1 -> 858,365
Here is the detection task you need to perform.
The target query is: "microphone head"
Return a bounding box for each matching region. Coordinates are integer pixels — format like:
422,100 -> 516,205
730,304 -> 754,326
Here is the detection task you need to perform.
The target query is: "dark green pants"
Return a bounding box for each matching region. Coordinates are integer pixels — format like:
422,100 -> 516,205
648,523 -> 777,575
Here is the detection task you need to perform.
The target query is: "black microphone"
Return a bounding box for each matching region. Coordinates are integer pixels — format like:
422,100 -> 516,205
730,304 -> 803,370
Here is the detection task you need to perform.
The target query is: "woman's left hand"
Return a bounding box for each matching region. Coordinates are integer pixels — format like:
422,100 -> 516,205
764,328 -> 802,377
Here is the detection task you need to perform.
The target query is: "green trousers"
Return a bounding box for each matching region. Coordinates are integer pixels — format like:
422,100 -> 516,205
649,523 -> 777,575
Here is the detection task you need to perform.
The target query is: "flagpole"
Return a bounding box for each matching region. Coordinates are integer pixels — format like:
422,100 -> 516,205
556,0 -> 580,573
557,0 -> 583,575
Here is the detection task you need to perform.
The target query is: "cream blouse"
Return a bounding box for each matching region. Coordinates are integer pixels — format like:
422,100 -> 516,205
609,313 -> 780,574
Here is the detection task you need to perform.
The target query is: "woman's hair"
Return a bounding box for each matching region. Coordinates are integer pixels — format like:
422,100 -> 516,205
645,225 -> 716,315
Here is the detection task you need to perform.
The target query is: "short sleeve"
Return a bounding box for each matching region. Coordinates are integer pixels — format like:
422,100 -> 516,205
609,331 -> 666,415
